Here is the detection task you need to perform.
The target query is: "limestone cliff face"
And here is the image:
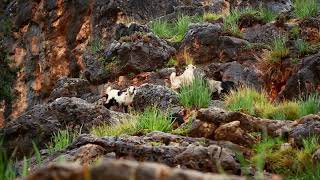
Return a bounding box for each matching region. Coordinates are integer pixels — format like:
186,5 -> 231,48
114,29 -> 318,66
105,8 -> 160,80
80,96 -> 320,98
0,0 -> 186,123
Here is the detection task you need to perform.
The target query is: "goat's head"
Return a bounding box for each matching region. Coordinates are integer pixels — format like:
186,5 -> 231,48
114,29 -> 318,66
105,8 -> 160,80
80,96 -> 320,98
127,86 -> 137,96
186,64 -> 196,70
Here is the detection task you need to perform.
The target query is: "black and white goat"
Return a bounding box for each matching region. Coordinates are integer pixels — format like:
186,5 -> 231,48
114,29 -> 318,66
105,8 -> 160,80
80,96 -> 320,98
103,86 -> 137,113
207,79 -> 235,98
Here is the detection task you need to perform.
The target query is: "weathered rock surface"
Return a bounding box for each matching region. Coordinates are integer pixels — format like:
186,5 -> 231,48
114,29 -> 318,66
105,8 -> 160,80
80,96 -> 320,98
32,132 -> 241,174
48,77 -> 92,101
27,159 -> 245,180
243,23 -> 284,43
177,23 -> 254,65
103,33 -> 175,78
279,53 -> 320,99
0,97 -> 124,158
133,84 -> 180,111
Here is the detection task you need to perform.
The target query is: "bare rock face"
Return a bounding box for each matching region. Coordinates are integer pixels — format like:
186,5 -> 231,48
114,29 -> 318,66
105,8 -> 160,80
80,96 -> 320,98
27,159 -> 245,180
30,132 -> 242,175
0,97 -> 122,158
48,77 -> 92,101
214,121 -> 257,146
289,114 -> 320,147
228,0 -> 292,13
133,84 -> 181,111
177,23 -> 254,65
279,53 -> 320,100
104,33 -> 176,77
243,23 -> 284,44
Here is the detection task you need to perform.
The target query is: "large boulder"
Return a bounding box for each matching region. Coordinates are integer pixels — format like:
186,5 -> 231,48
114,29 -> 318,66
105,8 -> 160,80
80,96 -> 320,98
27,159 -> 244,180
177,23 -> 254,65
133,84 -> 180,111
104,33 -> 176,77
26,132 -> 241,174
0,97 -> 124,158
278,53 -> 320,99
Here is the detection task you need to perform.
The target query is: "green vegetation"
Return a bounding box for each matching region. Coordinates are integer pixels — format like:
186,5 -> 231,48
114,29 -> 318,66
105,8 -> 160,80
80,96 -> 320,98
89,38 -> 103,54
202,12 -> 222,22
0,141 -> 16,180
290,26 -> 301,39
295,39 -> 310,56
266,36 -> 289,63
251,136 -> 320,177
293,0 -> 318,18
150,15 -> 196,42
225,87 -> 320,120
91,106 -> 173,136
259,7 -> 277,22
179,77 -> 211,109
167,57 -> 178,67
172,119 -> 193,136
46,130 -> 76,154
135,106 -> 172,133
223,9 -> 242,36
91,119 -> 137,137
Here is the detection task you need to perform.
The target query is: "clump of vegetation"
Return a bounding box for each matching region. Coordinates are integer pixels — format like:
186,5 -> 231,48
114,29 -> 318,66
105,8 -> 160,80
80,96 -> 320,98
179,77 -> 211,109
265,36 -> 289,63
135,106 -> 173,133
91,119 -> 137,137
167,57 -> 178,67
295,39 -> 310,56
0,143 -> 16,180
251,136 -> 320,177
293,0 -> 318,18
150,15 -> 200,42
225,87 -> 320,120
171,119 -> 193,136
46,130 -> 76,154
89,38 -> 103,54
259,7 -> 277,22
202,12 -> 222,22
223,9 -> 242,36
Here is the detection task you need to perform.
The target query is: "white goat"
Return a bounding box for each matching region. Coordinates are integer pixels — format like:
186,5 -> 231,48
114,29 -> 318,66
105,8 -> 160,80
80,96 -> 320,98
103,86 -> 137,113
170,64 -> 196,91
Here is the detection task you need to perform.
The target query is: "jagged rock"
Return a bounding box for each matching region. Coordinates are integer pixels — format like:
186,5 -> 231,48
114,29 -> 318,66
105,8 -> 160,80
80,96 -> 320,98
27,132 -> 242,174
229,0 -> 292,14
289,114 -> 320,147
0,97 -> 124,158
104,33 -> 175,77
48,77 -> 92,101
27,159 -> 245,180
300,17 -> 320,43
133,84 -> 180,111
243,23 -> 284,43
214,121 -> 257,146
115,23 -> 150,40
196,108 -> 293,137
187,119 -> 217,139
177,23 -> 254,65
279,53 -> 320,99
205,61 -> 263,89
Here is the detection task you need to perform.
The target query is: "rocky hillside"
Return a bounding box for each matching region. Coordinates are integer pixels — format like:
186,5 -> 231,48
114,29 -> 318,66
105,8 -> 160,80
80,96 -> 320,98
1,0 -> 320,179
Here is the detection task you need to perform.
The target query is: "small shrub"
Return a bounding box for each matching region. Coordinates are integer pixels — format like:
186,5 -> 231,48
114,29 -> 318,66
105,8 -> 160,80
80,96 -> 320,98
150,19 -> 173,39
299,94 -> 320,117
223,9 -> 241,36
259,8 -> 277,22
267,36 -> 289,63
167,57 -> 178,67
277,101 -> 300,120
179,77 -> 211,108
135,106 -> 172,133
290,26 -> 301,39
174,15 -> 193,42
293,0 -> 318,18
203,12 -> 221,22
89,38 -> 103,54
91,119 -> 137,137
0,140 -> 16,180
295,39 -> 310,56
46,130 -> 76,154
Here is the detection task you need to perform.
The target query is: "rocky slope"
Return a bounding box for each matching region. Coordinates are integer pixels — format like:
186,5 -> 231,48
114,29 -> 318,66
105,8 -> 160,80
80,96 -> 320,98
1,0 -> 320,180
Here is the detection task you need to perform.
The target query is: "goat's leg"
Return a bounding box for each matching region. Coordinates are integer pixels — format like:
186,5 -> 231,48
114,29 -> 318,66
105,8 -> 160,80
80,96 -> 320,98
124,105 -> 129,113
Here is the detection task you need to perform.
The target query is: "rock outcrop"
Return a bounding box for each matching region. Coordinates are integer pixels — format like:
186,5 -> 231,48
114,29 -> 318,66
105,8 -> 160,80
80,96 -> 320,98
0,97 -> 124,158
27,159 -> 244,180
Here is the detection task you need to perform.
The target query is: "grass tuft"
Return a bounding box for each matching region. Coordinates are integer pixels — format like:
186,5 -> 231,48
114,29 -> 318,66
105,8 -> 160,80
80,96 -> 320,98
203,12 -> 222,22
295,39 -> 310,56
91,119 -> 137,137
0,139 -> 16,180
46,130 -> 76,154
293,0 -> 318,18
266,36 -> 289,63
179,77 -> 211,109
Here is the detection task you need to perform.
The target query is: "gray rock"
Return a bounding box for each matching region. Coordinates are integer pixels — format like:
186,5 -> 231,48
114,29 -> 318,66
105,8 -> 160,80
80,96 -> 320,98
0,97 -> 123,158
279,53 -> 320,100
133,84 -> 180,111
243,23 -> 283,44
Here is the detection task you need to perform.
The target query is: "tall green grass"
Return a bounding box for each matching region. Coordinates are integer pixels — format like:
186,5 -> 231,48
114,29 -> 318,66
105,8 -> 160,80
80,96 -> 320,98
293,0 -> 318,18
135,106 -> 173,133
223,9 -> 242,36
91,119 -> 137,137
0,140 -> 16,180
46,130 -> 76,154
267,36 -> 289,63
295,39 -> 310,56
225,87 -> 320,120
179,77 -> 211,109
